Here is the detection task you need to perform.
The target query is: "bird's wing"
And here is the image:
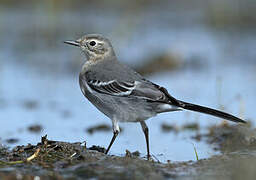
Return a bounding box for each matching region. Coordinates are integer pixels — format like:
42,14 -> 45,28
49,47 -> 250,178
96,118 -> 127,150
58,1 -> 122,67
86,79 -> 135,96
85,79 -> 172,103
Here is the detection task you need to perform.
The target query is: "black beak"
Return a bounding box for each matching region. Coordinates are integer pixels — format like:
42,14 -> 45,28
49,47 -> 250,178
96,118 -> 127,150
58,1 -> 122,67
64,40 -> 80,47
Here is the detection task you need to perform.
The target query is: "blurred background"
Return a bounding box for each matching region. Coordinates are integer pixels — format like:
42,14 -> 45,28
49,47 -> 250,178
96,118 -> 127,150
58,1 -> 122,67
0,0 -> 255,162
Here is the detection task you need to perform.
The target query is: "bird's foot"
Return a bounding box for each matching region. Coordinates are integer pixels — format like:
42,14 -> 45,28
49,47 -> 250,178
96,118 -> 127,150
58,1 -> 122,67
146,154 -> 154,161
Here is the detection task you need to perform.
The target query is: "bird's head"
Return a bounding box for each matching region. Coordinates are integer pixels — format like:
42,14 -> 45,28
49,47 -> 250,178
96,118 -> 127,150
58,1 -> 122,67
64,34 -> 115,61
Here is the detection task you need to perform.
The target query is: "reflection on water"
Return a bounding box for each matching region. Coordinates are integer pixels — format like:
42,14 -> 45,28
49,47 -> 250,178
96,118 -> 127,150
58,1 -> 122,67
0,2 -> 255,162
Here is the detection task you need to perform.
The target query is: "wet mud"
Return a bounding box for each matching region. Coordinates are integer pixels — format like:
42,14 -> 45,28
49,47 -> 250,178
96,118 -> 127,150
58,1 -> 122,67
0,123 -> 254,179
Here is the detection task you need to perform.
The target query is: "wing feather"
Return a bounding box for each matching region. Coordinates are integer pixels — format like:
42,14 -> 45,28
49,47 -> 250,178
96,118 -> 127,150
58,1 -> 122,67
87,80 -> 134,96
86,79 -> 171,103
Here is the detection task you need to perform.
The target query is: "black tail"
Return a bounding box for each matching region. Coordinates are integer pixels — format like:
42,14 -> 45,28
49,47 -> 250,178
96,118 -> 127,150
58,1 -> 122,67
155,85 -> 246,123
176,100 -> 246,123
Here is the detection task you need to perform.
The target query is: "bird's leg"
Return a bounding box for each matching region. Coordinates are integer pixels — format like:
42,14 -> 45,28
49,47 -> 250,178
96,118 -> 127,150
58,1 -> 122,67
105,119 -> 120,154
140,121 -> 150,160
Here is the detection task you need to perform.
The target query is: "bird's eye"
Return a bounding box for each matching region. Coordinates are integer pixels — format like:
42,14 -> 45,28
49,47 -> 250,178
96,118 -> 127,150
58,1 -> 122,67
89,41 -> 96,46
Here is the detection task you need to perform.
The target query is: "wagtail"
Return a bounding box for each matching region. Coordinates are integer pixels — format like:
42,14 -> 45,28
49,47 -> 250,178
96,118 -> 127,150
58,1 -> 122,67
64,34 -> 246,159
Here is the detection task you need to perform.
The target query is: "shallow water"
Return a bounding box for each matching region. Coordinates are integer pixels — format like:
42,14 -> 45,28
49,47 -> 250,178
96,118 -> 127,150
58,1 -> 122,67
0,3 -> 255,162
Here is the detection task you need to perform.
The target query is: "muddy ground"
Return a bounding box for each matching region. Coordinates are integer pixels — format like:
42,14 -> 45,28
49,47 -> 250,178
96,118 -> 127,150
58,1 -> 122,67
0,123 -> 255,180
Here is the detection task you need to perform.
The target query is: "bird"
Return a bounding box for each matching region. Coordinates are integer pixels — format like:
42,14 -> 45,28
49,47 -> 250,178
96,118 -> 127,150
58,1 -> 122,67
64,34 -> 246,160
